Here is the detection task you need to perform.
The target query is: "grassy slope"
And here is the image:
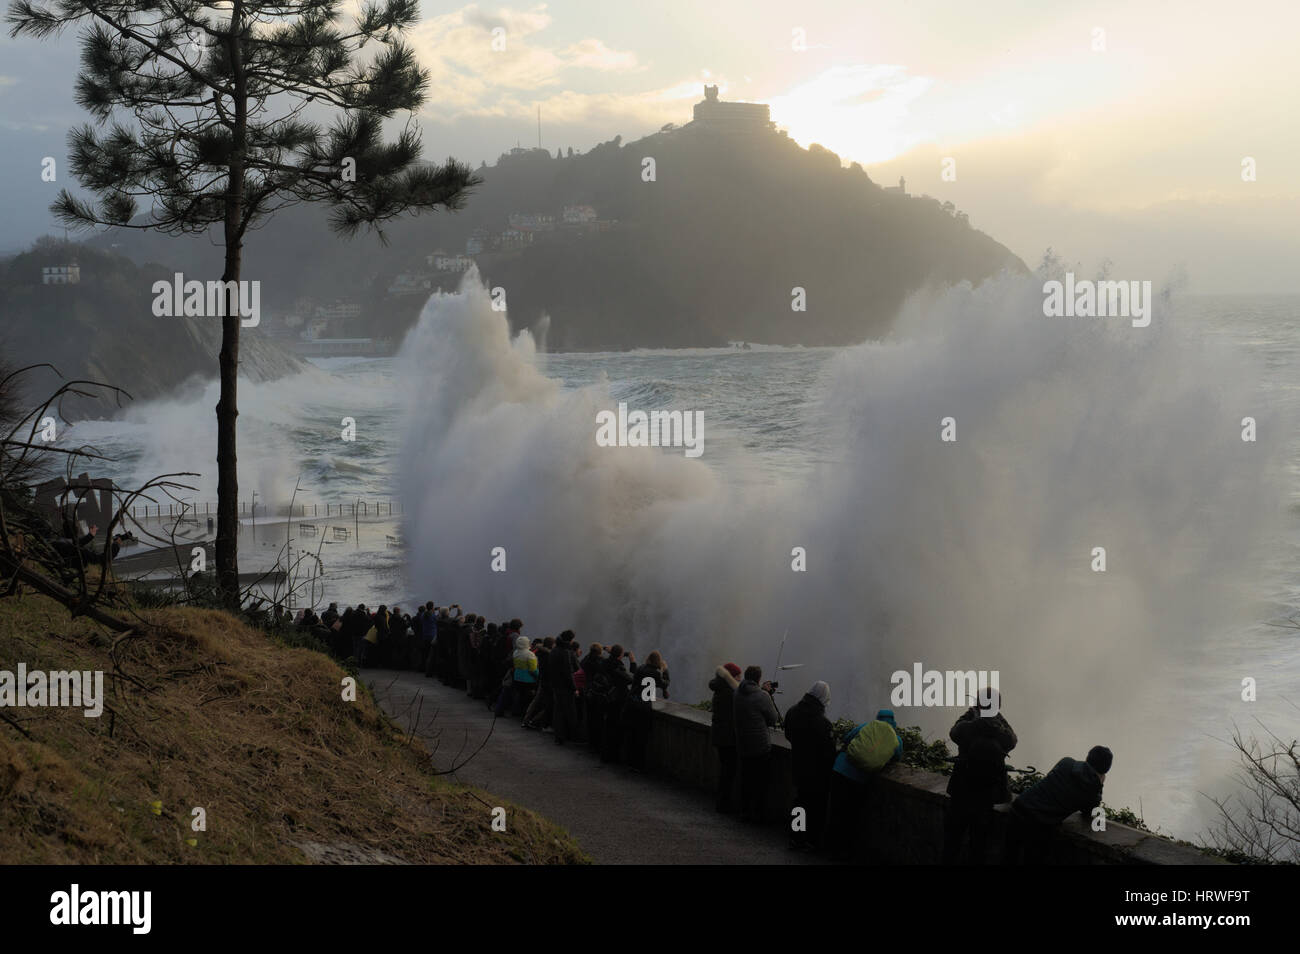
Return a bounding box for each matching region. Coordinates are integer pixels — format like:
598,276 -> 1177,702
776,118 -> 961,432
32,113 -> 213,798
0,594 -> 586,864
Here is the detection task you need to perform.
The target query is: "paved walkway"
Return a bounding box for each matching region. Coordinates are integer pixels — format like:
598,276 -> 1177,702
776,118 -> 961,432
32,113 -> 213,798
368,669 -> 818,865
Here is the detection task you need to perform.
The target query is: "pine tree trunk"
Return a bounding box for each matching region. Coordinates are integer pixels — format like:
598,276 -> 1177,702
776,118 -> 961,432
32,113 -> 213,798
216,6 -> 247,607
215,270 -> 241,604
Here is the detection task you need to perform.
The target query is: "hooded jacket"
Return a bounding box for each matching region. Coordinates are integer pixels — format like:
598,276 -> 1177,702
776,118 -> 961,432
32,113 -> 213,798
580,651 -> 603,693
602,654 -> 634,704
733,679 -> 780,758
708,666 -> 740,748
1012,756 -> 1104,825
783,693 -> 836,786
511,637 -> 538,684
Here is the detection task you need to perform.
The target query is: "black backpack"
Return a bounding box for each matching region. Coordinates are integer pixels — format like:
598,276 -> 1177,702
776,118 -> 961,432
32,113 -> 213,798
588,665 -> 615,702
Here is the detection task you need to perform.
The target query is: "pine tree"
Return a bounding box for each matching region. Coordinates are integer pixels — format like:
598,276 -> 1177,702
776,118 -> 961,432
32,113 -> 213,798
6,0 -> 479,603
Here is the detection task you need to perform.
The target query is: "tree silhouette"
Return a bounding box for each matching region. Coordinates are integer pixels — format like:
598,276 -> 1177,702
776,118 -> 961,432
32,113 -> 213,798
7,0 -> 479,603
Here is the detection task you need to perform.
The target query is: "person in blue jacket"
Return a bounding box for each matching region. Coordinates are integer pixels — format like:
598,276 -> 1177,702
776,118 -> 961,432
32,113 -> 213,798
827,708 -> 902,860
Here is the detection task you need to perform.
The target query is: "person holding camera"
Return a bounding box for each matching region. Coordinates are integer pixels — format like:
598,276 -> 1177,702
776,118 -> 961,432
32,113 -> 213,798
941,688 -> 1017,864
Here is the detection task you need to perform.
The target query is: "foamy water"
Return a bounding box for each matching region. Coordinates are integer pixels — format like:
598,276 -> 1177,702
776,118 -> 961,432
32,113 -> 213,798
63,274 -> 1299,842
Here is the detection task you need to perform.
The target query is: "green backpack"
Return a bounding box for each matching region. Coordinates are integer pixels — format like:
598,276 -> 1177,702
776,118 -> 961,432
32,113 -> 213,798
846,720 -> 900,773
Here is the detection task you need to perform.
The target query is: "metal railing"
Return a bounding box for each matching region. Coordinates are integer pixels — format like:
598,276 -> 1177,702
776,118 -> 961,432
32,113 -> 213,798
127,499 -> 402,520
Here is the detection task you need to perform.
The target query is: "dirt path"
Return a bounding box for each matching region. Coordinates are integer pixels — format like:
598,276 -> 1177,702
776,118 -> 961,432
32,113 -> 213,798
369,669 -> 818,865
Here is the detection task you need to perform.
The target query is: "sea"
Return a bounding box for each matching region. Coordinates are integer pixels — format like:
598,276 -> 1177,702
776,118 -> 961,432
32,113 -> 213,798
63,277 -> 1300,844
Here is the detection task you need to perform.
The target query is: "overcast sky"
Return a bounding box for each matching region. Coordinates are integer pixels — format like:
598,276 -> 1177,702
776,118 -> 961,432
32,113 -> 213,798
1,0 -> 1296,291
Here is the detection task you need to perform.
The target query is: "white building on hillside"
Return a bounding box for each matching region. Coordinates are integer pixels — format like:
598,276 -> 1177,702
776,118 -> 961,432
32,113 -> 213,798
426,251 -> 474,271
563,205 -> 597,224
313,300 -> 362,320
42,264 -> 80,285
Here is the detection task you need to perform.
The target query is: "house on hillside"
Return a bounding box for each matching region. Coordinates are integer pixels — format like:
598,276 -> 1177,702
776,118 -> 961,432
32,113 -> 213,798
563,205 -> 597,224
313,300 -> 362,320
42,264 -> 80,285
426,250 -> 475,272
500,227 -> 533,250
387,272 -> 434,296
508,212 -> 554,231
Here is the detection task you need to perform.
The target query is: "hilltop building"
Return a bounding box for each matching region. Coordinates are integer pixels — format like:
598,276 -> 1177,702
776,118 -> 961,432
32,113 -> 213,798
689,85 -> 773,133
884,176 -> 907,195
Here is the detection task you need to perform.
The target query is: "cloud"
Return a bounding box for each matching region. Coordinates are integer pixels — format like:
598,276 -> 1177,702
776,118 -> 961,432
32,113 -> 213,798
461,4 -> 551,33
418,79 -> 703,142
410,4 -> 640,118
559,37 -> 639,72
767,64 -> 935,165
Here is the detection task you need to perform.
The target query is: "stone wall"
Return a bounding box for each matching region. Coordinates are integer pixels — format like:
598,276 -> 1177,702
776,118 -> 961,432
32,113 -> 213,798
642,699 -> 1220,865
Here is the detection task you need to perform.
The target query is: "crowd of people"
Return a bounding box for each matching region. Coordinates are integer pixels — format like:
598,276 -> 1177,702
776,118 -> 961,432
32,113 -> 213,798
289,602 -> 1114,864
715,677 -> 1116,862
290,601 -> 672,767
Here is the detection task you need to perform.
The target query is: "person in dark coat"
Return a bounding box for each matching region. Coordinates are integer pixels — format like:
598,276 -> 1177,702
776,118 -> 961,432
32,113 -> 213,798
53,522 -> 122,567
348,604 -> 370,666
388,608 -> 407,668
709,663 -> 742,813
402,610 -> 422,669
428,608 -> 450,678
457,613 -> 476,693
523,637 -> 556,728
417,603 -> 434,673
1004,745 -> 1112,864
600,646 -> 635,763
334,606 -> 354,659
436,606 -> 460,684
579,643 -> 605,746
942,688 -> 1017,864
548,631 -> 580,745
477,622 -> 500,701
733,666 -> 780,823
491,623 -> 517,711
783,680 -> 836,851
373,605 -> 390,667
623,651 -> 669,771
